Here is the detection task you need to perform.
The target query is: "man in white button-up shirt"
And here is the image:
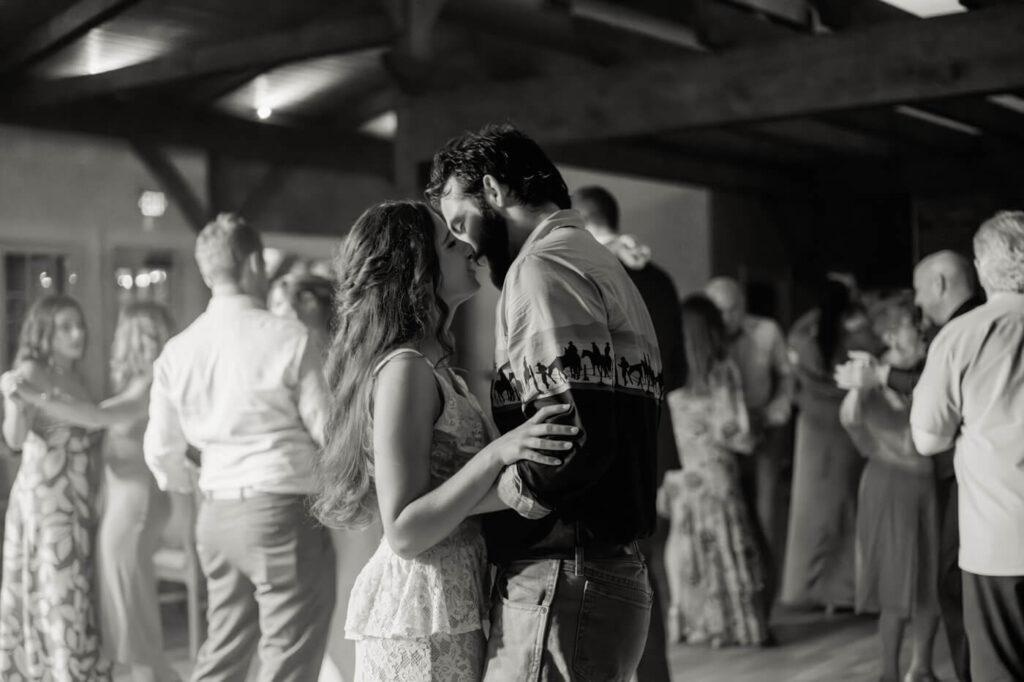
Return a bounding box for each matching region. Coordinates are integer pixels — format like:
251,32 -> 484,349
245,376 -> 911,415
911,211 -> 1024,682
145,213 -> 335,681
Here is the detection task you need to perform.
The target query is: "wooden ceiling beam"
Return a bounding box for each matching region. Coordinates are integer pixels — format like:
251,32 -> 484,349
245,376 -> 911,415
0,104 -> 393,179
550,139 -> 811,194
0,0 -> 143,74
403,4 -> 1024,160
10,16 -> 397,107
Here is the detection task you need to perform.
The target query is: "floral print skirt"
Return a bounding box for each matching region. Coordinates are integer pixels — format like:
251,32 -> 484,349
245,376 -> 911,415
0,427 -> 111,681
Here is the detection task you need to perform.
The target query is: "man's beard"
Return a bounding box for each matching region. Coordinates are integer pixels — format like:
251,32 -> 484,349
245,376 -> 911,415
477,202 -> 514,288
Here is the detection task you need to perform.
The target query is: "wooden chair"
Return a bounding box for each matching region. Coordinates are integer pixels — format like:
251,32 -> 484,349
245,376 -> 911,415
154,490 -> 206,659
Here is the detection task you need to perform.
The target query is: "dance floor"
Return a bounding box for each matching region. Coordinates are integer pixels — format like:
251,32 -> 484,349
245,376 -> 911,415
125,604 -> 955,681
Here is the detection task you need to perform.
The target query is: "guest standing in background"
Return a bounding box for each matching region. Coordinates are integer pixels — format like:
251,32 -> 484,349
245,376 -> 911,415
705,276 -> 794,608
782,277 -> 882,610
0,295 -> 111,680
268,272 -> 334,350
834,251 -> 981,682
573,184 -> 683,682
6,302 -> 179,681
659,294 -> 769,648
912,212 -> 1024,682
145,213 -> 336,682
838,293 -> 940,682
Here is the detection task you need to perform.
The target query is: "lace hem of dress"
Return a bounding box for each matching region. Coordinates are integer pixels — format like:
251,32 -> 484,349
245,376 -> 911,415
345,526 -> 488,639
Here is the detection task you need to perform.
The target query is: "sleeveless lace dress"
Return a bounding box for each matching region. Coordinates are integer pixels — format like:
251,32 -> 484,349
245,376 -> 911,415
347,349 -> 494,682
0,408 -> 112,681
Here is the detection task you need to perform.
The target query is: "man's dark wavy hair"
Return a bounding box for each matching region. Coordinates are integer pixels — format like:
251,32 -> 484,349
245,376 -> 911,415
425,123 -> 570,211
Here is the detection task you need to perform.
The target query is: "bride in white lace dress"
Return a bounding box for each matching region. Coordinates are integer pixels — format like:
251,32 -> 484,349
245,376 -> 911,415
314,201 -> 577,681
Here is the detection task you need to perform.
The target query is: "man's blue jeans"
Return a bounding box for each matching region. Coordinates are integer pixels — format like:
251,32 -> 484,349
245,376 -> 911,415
483,553 -> 652,681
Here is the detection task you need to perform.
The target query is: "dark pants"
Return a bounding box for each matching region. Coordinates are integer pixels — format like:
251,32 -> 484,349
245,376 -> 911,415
738,426 -> 788,610
483,554 -> 652,682
193,494 -> 336,682
935,475 -> 971,682
637,522 -> 671,681
963,571 -> 1024,682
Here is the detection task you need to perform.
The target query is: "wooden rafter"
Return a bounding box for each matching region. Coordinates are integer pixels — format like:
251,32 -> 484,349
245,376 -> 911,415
0,0 -> 142,73
403,4 -> 1024,160
551,139 -> 811,194
11,16 -> 397,107
0,103 -> 393,178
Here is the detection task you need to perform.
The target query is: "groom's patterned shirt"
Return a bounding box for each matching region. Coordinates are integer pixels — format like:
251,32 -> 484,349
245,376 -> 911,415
486,209 -> 663,564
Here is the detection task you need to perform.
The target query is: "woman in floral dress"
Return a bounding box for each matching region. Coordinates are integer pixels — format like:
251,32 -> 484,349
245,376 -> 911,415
313,201 -> 575,680
0,295 -> 111,680
659,294 -> 770,648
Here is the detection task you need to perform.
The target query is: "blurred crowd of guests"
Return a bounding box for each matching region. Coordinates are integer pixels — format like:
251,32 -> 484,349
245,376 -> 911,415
1,174 -> 1023,682
580,188 -> 1024,682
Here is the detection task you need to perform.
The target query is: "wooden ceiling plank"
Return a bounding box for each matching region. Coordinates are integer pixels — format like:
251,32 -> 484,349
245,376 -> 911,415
403,4 -> 1024,160
11,15 -> 397,107
0,0 -> 143,73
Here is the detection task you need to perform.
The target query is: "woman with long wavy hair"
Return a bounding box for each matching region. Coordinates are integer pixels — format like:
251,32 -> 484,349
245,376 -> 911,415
313,201 -> 575,681
4,302 -> 178,681
0,295 -> 112,680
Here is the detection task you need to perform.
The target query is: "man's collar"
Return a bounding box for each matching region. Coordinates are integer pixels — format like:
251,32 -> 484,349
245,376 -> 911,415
948,293 -> 984,321
206,293 -> 265,312
520,209 -> 584,254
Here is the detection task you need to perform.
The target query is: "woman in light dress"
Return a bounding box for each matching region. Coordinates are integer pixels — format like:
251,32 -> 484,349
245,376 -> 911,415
0,295 -> 111,680
838,293 -> 940,682
313,201 -> 575,681
5,301 -> 178,681
659,295 -> 770,648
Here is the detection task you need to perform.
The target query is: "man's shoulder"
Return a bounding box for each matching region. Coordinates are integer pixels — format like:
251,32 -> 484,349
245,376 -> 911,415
246,307 -> 308,335
939,296 -> 1024,345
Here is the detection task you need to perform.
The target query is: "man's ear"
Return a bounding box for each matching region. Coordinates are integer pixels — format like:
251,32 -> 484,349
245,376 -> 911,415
481,174 -> 510,209
935,273 -> 947,296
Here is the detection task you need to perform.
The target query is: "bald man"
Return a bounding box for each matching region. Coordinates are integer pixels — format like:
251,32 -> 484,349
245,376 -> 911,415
705,277 -> 794,607
836,250 -> 982,682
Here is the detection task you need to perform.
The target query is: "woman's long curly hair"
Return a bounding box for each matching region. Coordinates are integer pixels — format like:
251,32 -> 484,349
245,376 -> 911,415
313,201 -> 454,530
14,295 -> 87,367
109,302 -> 175,393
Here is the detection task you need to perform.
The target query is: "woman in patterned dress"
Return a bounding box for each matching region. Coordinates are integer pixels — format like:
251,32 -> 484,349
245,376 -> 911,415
0,295 -> 111,681
659,294 -> 770,648
7,302 -> 178,681
313,201 -> 576,681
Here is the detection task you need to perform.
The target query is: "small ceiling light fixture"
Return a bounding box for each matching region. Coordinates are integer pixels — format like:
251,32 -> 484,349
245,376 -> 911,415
257,105 -> 273,120
138,190 -> 167,218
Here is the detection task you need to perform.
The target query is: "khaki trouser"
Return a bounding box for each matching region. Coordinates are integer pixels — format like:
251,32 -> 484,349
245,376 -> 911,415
192,494 -> 336,682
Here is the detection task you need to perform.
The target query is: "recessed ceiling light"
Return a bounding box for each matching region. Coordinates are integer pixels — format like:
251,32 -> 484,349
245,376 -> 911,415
256,106 -> 272,120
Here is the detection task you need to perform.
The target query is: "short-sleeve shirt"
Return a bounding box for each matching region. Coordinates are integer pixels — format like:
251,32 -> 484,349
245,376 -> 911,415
911,292 -> 1024,576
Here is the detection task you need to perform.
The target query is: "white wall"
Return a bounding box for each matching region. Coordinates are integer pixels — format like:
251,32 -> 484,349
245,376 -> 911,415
0,124 -> 207,393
